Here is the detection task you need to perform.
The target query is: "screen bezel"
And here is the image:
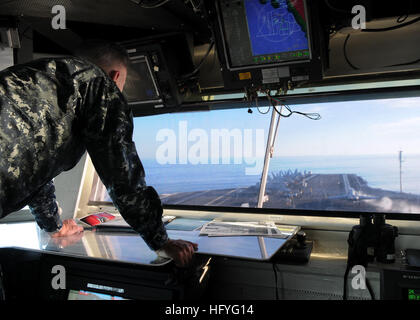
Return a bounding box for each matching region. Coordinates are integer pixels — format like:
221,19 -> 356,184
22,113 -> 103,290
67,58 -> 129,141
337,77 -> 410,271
216,0 -> 314,71
124,54 -> 163,105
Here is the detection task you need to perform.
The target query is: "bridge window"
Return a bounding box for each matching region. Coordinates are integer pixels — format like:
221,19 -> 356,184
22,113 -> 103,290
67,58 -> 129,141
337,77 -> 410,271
90,96 -> 420,216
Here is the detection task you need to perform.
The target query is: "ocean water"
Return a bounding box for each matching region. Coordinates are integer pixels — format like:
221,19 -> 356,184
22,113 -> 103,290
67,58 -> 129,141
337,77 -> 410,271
141,154 -> 420,196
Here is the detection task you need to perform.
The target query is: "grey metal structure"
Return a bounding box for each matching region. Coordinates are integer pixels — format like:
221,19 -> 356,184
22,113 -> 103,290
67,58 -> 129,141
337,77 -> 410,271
0,221 -> 295,265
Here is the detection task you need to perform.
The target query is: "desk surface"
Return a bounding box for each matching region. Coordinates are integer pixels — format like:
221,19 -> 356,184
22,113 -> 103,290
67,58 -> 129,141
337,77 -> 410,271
0,222 -> 292,266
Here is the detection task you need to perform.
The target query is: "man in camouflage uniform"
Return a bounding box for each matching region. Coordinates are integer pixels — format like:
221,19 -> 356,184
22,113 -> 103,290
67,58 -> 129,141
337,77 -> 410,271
0,41 -> 197,267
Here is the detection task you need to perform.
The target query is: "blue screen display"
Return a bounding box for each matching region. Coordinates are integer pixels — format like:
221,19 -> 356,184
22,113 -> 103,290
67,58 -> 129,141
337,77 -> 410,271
244,0 -> 309,56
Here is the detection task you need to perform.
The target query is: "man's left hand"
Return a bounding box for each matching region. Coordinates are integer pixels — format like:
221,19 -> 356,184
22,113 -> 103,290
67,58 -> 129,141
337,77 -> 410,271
50,219 -> 84,238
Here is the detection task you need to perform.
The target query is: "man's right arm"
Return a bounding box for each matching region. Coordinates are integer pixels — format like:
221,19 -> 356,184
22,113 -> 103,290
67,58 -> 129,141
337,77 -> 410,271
82,77 -> 168,250
81,76 -> 197,265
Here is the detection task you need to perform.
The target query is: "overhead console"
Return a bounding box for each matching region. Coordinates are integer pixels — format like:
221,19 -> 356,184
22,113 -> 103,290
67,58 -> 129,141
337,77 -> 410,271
116,0 -> 328,115
2,0 -> 420,113
34,0 -> 416,115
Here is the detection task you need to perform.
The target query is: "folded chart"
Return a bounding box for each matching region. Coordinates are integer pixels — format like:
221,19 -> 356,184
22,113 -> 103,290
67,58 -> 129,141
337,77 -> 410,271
199,221 -> 299,238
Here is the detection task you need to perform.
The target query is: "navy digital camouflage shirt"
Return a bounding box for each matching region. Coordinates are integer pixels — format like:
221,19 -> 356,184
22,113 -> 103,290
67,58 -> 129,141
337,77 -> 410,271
0,57 -> 169,251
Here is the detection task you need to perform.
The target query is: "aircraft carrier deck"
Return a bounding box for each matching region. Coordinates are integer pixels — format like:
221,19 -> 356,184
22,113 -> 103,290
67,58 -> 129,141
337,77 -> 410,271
161,173 -> 420,213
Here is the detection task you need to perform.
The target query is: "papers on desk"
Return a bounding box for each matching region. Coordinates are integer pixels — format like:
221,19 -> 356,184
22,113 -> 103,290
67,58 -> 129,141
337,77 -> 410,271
165,218 -> 213,231
199,221 -> 299,239
79,212 -> 116,226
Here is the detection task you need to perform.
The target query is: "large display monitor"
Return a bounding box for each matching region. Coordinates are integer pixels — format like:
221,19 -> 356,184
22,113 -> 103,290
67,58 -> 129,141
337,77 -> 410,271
218,0 -> 312,71
212,0 -> 323,89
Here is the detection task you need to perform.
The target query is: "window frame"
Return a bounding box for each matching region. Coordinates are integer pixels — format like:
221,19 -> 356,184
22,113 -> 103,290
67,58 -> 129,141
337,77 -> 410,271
129,81 -> 420,222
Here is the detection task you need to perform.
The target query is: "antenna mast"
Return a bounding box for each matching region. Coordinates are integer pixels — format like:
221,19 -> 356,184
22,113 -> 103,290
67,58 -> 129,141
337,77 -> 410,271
399,151 -> 403,193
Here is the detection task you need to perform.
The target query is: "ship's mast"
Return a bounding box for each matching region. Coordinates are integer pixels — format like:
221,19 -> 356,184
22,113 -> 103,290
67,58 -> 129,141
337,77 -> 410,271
399,151 -> 403,193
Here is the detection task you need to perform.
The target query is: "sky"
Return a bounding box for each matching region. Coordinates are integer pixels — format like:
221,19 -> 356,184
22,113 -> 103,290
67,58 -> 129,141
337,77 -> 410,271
132,96 -> 420,161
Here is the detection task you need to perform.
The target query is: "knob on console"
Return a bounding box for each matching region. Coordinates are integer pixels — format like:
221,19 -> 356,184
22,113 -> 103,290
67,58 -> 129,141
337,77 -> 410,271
296,231 -> 307,248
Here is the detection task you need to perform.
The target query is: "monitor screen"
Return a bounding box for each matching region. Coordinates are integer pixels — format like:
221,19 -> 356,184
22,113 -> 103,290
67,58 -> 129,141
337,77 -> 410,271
68,289 -> 127,301
123,55 -> 162,104
406,288 -> 420,301
218,0 -> 311,69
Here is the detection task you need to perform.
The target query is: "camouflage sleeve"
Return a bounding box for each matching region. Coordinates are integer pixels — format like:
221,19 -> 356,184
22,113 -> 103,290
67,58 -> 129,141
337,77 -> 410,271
82,77 -> 169,251
27,181 -> 63,233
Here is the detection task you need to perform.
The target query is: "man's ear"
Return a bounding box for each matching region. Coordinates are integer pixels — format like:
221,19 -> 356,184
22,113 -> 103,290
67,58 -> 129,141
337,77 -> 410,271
109,70 -> 120,82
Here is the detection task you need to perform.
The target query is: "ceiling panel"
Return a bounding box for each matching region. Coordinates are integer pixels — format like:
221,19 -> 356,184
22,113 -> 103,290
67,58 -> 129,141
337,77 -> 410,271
0,0 -> 188,30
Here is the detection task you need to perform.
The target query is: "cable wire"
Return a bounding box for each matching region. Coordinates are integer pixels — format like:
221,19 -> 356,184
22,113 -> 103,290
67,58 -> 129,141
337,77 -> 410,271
386,58 -> 420,67
268,94 -> 321,121
343,22 -> 420,70
256,106 -> 271,115
397,14 -> 409,24
272,263 -> 279,300
130,0 -> 171,8
397,0 -> 413,24
253,94 -> 271,115
256,92 -> 321,120
179,40 -> 215,81
343,34 -> 359,70
324,0 -> 350,15
362,16 -> 420,32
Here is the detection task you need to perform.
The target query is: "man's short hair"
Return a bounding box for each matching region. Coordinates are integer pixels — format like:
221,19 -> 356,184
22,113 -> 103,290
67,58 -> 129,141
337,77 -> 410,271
74,40 -> 130,69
